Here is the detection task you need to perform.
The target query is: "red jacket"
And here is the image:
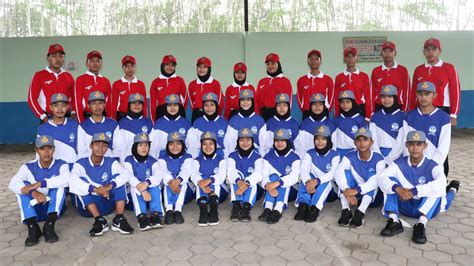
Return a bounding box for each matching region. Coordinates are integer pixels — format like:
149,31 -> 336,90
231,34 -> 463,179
409,60 -> 461,118
371,63 -> 410,111
188,77 -> 223,114
27,67 -> 75,120
149,74 -> 187,121
334,69 -> 372,118
111,77 -> 148,119
74,71 -> 112,122
256,74 -> 293,110
296,72 -> 334,111
224,82 -> 257,119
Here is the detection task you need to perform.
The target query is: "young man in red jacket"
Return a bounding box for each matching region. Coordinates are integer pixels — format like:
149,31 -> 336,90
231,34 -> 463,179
111,55 -> 148,121
409,38 -> 461,127
224,62 -> 257,119
74,50 -> 113,123
149,55 -> 188,121
334,47 -> 372,119
28,44 -> 75,123
371,41 -> 410,111
297,49 -> 334,120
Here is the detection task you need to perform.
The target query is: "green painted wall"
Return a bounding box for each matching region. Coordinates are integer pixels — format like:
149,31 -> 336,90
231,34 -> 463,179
0,31 -> 472,102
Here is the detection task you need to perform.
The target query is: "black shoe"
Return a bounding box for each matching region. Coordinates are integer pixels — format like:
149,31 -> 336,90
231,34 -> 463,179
164,210 -> 175,225
267,210 -> 282,224
240,203 -> 251,222
198,202 -> 209,227
174,211 -> 185,224
350,209 -> 365,228
258,208 -> 272,222
208,195 -> 219,226
25,223 -> 42,246
230,202 -> 241,222
412,223 -> 427,244
338,209 -> 352,226
150,212 -> 163,228
43,221 -> 58,243
446,180 -> 460,193
138,214 -> 152,231
89,217 -> 109,237
112,215 -> 134,234
294,203 -> 309,221
380,218 -> 404,236
304,206 -> 320,223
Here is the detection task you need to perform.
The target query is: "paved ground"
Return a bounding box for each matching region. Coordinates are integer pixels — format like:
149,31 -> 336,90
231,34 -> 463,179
0,130 -> 473,265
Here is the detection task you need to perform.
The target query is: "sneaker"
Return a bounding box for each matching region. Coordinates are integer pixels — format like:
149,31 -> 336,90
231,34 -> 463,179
137,214 -> 152,231
304,206 -> 320,223
150,212 -> 163,228
239,203 -> 251,222
198,203 -> 209,227
258,208 -> 272,222
446,180 -> 460,193
338,209 -> 352,226
43,221 -> 59,243
350,209 -> 365,228
164,210 -> 174,225
112,215 -> 134,235
174,211 -> 185,224
294,203 -> 309,221
230,203 -> 241,222
380,218 -> 404,236
89,217 -> 109,237
267,210 -> 282,224
412,223 -> 427,244
25,223 -> 42,246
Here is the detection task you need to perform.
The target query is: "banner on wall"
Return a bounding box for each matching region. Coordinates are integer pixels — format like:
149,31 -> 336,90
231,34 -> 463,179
343,36 -> 387,62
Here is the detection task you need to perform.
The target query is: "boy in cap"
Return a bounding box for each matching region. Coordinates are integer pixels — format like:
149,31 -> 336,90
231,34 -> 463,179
77,91 -> 120,159
335,127 -> 385,227
70,132 -> 134,236
150,54 -> 188,121
111,55 -> 148,121
74,50 -> 113,123
297,49 -> 335,119
371,41 -> 411,111
265,93 -> 300,152
28,44 -> 75,122
9,135 -> 70,246
259,129 -> 300,224
224,62 -> 257,119
378,131 -> 460,244
227,128 -> 264,222
409,38 -> 460,126
123,132 -> 164,230
37,93 -> 79,169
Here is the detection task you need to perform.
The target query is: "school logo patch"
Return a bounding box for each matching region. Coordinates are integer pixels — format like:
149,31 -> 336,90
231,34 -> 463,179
213,167 -> 219,174
285,165 -> 291,174
325,163 -> 332,171
141,126 -> 148,133
428,126 -> 437,135
218,129 -> 225,137
179,128 -> 186,135
69,133 -> 75,142
351,125 -> 359,133
101,172 -> 108,182
368,168 -> 375,173
248,167 -> 254,173
145,169 -> 151,178
418,176 -> 426,185
391,123 -> 399,131
288,129 -> 292,137
105,131 -> 112,138
251,126 -> 258,134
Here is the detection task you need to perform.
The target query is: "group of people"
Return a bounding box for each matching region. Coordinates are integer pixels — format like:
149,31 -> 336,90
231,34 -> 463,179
10,37 -> 461,247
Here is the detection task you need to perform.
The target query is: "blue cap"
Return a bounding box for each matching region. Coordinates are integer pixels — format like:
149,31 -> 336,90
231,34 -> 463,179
310,93 -> 326,103
417,81 -> 436,93
165,94 -> 180,104
239,89 -> 254,99
88,91 -> 105,102
128,93 -> 145,103
406,131 -> 427,142
200,131 -> 217,141
380,85 -> 398,96
167,131 -> 185,142
35,135 -> 54,148
238,128 -> 254,138
274,128 -> 291,140
314,125 -> 331,137
202,92 -> 218,102
51,93 -> 68,104
275,93 -> 290,104
133,132 -> 151,144
355,127 -> 372,139
91,132 -> 111,143
339,90 -> 355,100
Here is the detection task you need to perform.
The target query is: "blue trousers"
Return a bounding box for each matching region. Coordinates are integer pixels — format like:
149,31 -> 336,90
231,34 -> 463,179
130,186 -> 164,216
76,185 -> 127,217
17,186 -> 66,222
263,174 -> 297,208
163,181 -> 195,211
297,177 -> 337,210
196,182 -> 229,203
230,183 -> 258,206
340,170 -> 383,208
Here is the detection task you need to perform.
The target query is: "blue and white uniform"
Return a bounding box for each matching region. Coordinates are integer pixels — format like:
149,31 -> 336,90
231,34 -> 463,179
191,153 -> 228,202
77,117 -> 120,159
37,119 -> 79,168
9,159 -> 69,222
333,113 -> 368,157
149,115 -> 191,158
265,116 -> 300,152
295,116 -> 336,158
186,116 -> 228,158
225,113 -> 267,156
115,116 -> 153,163
369,109 -> 404,164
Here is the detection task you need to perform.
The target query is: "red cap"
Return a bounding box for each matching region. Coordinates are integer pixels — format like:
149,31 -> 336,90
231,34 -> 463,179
48,44 -> 65,55
162,55 -> 177,65
381,41 -> 396,51
307,49 -> 322,59
343,46 -> 358,57
121,55 -> 136,65
87,50 -> 102,60
424,38 -> 441,49
233,62 -> 247,73
265,53 -> 280,63
197,56 -> 212,67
